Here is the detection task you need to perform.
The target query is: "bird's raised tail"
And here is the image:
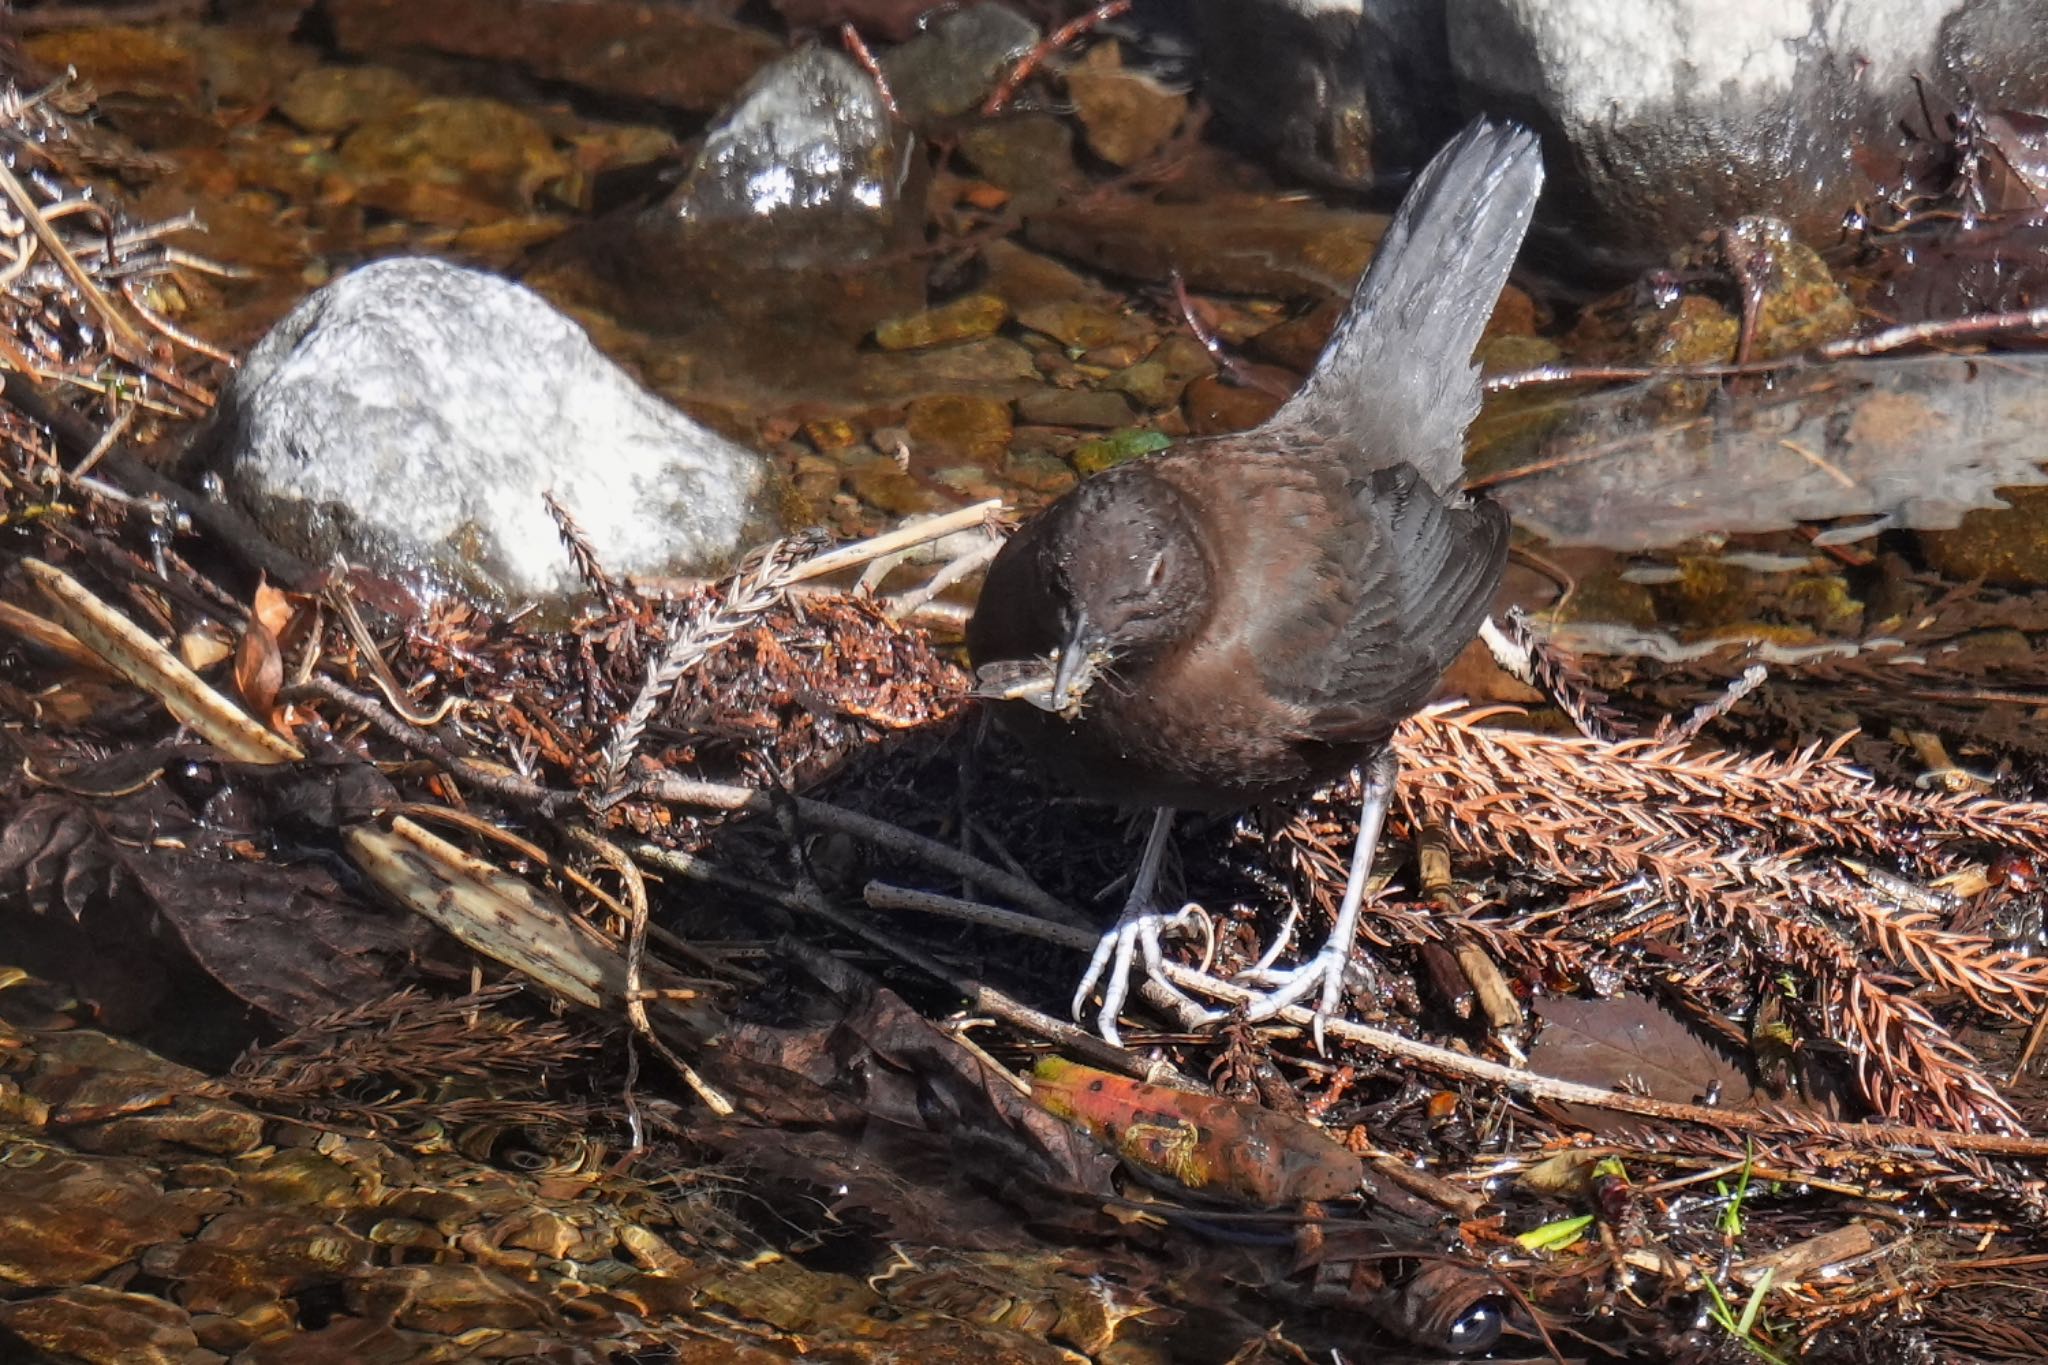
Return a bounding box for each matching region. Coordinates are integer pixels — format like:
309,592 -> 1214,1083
1262,119 -> 1544,497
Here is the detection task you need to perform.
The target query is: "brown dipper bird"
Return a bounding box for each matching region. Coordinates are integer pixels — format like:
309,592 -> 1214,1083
967,119 -> 1543,1046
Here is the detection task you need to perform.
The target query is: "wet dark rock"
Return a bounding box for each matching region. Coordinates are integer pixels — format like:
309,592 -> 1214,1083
144,1210 -> 375,1313
186,23 -> 319,111
856,338 -> 1044,401
337,97 -> 569,224
21,26 -> 205,102
1004,447 -> 1080,494
1647,557 -> 1759,633
905,393 -> 1014,468
1448,0 -> 2048,264
957,116 -> 1082,211
1550,568 -> 1658,630
1025,193 -> 1382,297
1014,299 -> 1147,351
1633,295 -> 1741,369
580,46 -> 923,344
1169,2 -> 2048,267
1716,218 -> 1858,357
1248,298 -> 1341,372
325,0 -> 781,111
880,3 -> 1040,123
1169,0 -> 1460,188
1108,333 -> 1215,410
979,239 -> 1118,314
681,342 -> 1046,427
194,258 -> 780,612
932,464 -> 1007,501
846,451 -> 945,516
0,1153 -> 202,1286
0,1285 -> 205,1365
1779,574 -> 1863,635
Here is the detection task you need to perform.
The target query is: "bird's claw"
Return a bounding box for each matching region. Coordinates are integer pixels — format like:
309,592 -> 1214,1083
1073,902 -> 1211,1047
1237,943 -> 1350,1053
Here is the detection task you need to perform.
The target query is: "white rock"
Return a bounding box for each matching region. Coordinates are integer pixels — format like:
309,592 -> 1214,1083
203,258 -> 779,610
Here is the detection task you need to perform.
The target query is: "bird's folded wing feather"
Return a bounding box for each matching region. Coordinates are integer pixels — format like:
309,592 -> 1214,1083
1256,462 -> 1510,742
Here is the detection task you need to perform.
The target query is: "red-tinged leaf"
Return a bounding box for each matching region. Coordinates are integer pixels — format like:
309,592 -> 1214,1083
1032,1056 -> 1361,1205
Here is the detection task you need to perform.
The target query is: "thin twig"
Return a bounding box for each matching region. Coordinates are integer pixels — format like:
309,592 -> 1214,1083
637,848 -> 1198,1086
1481,303 -> 2048,398
840,23 -> 901,121
631,768 -> 1090,930
884,537 -> 1001,619
981,0 -> 1133,115
1667,663 -> 1769,742
784,499 -> 1002,585
543,491 -> 632,616
392,802 -> 749,983
0,156 -> 146,354
862,876 -> 2048,1157
283,676 -> 581,811
567,825 -> 732,1117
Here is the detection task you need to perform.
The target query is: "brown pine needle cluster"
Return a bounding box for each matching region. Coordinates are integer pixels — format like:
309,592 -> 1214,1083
224,986 -> 600,1134
1318,704 -> 2048,1132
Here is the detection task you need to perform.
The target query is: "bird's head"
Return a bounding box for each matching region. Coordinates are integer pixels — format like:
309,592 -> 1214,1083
1038,469 -> 1210,709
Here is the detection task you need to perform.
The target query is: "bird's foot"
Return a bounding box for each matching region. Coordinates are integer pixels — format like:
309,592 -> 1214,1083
1237,943 -> 1352,1053
1073,901 -> 1216,1048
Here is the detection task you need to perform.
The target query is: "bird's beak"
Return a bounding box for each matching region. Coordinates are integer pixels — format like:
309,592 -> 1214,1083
1051,609 -> 1094,712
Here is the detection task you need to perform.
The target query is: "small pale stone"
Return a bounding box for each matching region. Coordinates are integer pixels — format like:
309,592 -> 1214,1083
1015,387 -> 1134,429
803,418 -> 862,451
1003,449 -> 1079,495
1065,42 -> 1188,168
848,457 -> 944,516
1015,300 -> 1143,351
280,64 -> 427,134
874,293 -> 1010,351
905,393 -> 1014,466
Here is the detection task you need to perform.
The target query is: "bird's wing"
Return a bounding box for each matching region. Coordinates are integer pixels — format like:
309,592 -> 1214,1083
1254,461 -> 1510,743
1259,121 -> 1543,497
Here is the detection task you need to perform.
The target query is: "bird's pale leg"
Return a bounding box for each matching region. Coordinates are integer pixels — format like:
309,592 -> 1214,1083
1240,749 -> 1399,1051
1073,806 -> 1211,1046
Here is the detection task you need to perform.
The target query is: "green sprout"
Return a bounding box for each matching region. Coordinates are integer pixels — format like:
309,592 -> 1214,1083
1702,1266 -> 1789,1364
